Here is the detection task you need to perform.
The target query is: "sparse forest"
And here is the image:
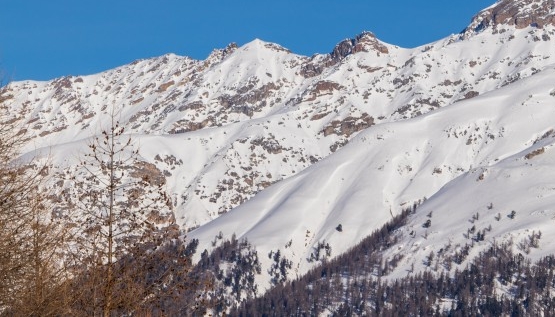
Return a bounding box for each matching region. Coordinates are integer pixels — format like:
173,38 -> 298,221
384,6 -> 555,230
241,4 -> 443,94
231,208 -> 555,316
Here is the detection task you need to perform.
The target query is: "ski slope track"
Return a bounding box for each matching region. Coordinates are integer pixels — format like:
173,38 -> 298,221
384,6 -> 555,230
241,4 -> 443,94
5,0 -> 555,291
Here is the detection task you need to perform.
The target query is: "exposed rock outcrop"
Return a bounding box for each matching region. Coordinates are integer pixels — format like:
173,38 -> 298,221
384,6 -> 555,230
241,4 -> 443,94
463,0 -> 555,37
331,32 -> 389,61
300,32 -> 389,78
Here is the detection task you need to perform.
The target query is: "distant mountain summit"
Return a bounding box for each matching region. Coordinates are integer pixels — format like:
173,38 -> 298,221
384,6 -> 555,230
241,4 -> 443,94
330,32 -> 389,61
464,0 -> 555,37
299,31 -> 393,78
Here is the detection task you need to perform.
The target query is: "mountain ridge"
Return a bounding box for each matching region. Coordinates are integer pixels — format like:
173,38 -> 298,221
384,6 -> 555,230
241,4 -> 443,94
5,0 -> 555,294
462,0 -> 555,38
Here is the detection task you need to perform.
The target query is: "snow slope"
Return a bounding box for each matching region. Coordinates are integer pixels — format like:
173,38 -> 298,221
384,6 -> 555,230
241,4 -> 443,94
5,0 -> 555,291
192,65 -> 555,287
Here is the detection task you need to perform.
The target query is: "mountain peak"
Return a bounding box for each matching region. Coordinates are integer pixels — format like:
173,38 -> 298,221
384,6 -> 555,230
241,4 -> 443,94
240,38 -> 292,54
205,42 -> 238,64
330,31 -> 389,61
463,0 -> 555,36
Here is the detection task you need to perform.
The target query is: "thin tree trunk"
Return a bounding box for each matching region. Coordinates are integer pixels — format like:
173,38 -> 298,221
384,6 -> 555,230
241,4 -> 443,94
33,207 -> 43,314
103,123 -> 116,317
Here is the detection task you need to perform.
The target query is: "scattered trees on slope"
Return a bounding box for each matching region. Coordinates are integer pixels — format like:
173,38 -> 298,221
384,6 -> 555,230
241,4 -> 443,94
230,206 -> 555,316
197,234 -> 262,314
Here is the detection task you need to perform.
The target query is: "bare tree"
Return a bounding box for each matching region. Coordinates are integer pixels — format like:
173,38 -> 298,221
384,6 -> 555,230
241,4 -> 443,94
0,85 -> 72,316
8,191 -> 74,316
64,111 -> 196,315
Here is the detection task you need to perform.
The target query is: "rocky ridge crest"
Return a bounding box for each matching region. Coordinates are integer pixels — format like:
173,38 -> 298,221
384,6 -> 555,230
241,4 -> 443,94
463,0 -> 555,37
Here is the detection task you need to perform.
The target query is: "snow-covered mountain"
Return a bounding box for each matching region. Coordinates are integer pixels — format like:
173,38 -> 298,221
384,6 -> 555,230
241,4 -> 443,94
5,0 -> 555,291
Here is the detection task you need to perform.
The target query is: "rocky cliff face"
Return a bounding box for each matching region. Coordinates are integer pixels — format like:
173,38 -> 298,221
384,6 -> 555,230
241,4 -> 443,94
331,32 -> 389,61
463,0 -> 555,37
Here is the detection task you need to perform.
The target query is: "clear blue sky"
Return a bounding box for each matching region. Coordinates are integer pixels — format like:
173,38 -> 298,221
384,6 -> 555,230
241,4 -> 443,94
0,0 -> 491,81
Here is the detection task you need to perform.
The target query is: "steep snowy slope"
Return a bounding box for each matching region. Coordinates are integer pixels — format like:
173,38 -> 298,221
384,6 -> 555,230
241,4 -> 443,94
190,66 -> 555,286
188,0 -> 555,286
5,0 -> 555,290
7,35 -> 404,228
10,20 -> 555,229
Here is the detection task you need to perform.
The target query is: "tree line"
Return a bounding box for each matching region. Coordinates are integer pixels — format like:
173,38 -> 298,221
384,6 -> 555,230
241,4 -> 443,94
230,206 -> 555,316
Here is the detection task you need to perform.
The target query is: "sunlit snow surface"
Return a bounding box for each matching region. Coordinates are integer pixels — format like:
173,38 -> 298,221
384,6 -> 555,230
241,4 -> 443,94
6,19 -> 555,290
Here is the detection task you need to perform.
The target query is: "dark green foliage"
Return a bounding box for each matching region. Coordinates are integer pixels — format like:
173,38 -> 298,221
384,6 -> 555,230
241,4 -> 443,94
307,240 -> 332,263
268,249 -> 293,285
196,235 -> 262,315
231,206 -> 414,316
229,204 -> 555,316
